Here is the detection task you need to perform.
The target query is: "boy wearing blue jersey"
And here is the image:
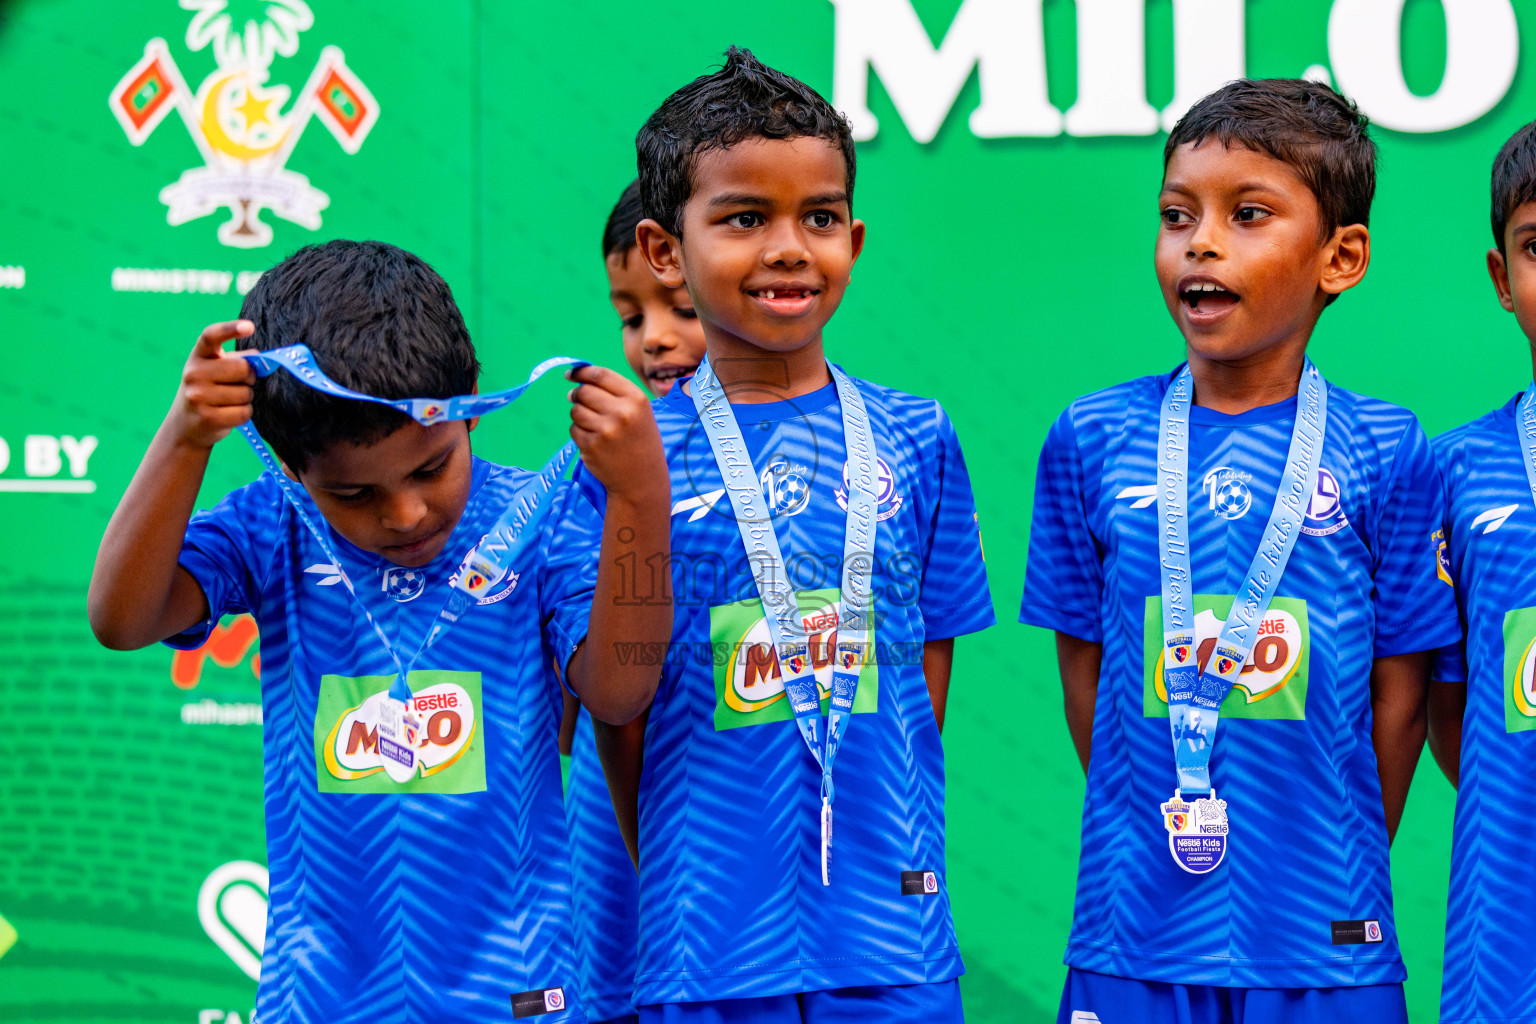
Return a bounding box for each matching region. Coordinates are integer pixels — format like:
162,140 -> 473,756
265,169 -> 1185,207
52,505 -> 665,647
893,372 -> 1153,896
557,181 -> 710,1024
87,240 -> 672,1023
1427,120 -> 1536,1024
1020,80 -> 1459,1024
615,48 -> 993,1023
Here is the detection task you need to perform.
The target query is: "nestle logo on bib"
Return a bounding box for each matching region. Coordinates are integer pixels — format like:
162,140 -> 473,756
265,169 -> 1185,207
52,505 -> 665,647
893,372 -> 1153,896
312,670 -> 487,794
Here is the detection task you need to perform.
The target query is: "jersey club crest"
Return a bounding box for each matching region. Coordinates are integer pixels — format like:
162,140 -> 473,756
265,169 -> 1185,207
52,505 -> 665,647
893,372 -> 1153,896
109,0 -> 378,248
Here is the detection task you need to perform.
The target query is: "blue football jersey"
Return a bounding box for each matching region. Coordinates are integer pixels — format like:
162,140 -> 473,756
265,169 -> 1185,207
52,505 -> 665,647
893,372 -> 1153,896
635,375 -> 995,1004
169,456 -> 600,1024
1019,367 -> 1459,989
566,707 -> 640,1020
1432,392 -> 1536,1024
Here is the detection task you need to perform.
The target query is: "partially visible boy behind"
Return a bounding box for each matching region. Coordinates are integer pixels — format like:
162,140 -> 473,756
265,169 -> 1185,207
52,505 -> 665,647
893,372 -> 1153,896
1020,80 -> 1458,1023
558,180 -> 709,1024
87,240 -> 671,1023
618,48 -> 994,1022
1427,119 -> 1536,1024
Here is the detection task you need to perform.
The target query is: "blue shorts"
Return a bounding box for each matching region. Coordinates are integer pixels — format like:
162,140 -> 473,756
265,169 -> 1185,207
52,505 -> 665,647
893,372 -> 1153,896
640,981 -> 963,1024
1058,969 -> 1407,1024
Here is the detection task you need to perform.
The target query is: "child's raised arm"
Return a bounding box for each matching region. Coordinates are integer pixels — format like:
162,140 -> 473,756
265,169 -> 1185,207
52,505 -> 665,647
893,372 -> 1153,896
88,320 -> 256,650
563,364 -> 672,726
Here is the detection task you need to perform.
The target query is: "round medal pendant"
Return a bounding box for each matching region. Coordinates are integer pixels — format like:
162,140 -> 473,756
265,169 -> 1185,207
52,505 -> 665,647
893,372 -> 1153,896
1159,789 -> 1230,874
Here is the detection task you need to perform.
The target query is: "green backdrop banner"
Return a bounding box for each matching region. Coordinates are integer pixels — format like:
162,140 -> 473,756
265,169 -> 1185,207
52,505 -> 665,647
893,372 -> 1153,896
0,1 -> 1527,1020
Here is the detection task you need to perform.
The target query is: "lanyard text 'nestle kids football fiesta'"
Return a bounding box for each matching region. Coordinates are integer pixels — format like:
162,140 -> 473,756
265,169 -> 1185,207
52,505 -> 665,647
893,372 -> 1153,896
240,344 -> 583,784
689,356 -> 879,886
1155,360 -> 1327,875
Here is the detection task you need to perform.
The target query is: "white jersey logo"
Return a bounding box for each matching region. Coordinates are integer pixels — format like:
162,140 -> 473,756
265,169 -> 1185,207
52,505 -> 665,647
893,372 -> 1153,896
1069,1013 -> 1103,1024
1115,484 -> 1156,509
672,489 -> 726,522
303,562 -> 343,586
1473,504 -> 1518,534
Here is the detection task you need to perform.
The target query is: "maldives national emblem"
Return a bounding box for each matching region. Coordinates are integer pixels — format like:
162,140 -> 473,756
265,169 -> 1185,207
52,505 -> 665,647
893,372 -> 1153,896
108,0 -> 378,248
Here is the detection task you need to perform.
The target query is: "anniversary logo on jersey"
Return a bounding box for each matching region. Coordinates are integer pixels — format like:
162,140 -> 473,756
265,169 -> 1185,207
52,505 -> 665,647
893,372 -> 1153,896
761,452 -> 812,518
1502,607 -> 1536,733
835,456 -> 903,521
1301,467 -> 1350,537
710,587 -> 880,730
313,669 -> 487,793
1201,466 -> 1252,520
109,0 -> 378,248
1143,595 -> 1311,719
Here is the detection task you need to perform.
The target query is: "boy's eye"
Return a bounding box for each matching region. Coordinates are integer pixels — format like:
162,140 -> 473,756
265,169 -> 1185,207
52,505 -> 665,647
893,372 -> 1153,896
725,212 -> 763,229
806,211 -> 837,229
1161,208 -> 1191,226
675,306 -> 698,319
1524,240 -> 1536,259
1235,206 -> 1272,223
331,488 -> 370,503
622,314 -> 643,330
415,461 -> 448,480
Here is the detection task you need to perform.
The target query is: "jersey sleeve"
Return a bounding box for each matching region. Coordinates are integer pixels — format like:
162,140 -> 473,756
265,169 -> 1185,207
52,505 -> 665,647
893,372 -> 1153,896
538,470 -> 605,688
1372,418 -> 1462,657
165,479 -> 282,651
1019,406 -> 1104,642
915,404 -> 995,641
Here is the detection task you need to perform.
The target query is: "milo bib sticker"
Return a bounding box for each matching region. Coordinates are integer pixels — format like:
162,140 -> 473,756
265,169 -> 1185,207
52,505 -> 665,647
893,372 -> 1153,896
1143,595 -> 1310,719
1502,607 -> 1536,733
313,669 -> 486,794
712,587 -> 879,731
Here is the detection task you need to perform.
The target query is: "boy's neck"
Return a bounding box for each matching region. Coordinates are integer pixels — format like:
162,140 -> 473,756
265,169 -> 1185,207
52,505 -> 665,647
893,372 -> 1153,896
1187,346 -> 1307,415
702,332 -> 832,404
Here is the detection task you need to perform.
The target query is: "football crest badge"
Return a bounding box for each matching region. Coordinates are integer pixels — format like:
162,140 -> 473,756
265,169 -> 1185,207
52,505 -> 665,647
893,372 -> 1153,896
109,0 -> 378,248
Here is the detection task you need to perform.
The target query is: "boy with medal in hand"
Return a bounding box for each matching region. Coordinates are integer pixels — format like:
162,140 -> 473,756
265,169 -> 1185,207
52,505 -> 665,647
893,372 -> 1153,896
87,241 -> 672,1023
1427,120 -> 1536,1024
1020,81 -> 1458,1023
615,48 -> 993,1023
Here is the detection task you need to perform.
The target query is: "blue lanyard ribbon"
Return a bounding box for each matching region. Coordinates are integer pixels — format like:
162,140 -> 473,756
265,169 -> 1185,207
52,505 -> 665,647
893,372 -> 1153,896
240,344 -> 583,702
1156,360 -> 1327,795
1517,386 -> 1536,511
689,357 -> 879,884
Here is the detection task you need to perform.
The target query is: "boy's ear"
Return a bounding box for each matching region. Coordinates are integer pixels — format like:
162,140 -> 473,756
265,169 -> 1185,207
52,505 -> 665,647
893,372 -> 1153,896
635,218 -> 687,289
1320,223 -> 1370,298
1487,247 -> 1517,313
850,218 -> 866,267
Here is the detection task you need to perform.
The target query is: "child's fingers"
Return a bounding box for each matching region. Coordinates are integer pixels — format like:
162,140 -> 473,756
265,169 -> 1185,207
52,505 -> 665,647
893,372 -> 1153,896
193,319 -> 254,357
568,381 -> 627,417
568,363 -> 642,399
568,402 -> 608,434
190,383 -> 255,408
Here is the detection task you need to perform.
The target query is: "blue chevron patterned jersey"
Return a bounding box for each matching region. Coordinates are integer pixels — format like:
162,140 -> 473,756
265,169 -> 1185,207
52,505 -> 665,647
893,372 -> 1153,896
566,707 -> 639,1020
1019,367 -> 1459,988
635,375 -> 994,1005
168,457 -> 599,1024
1431,392 -> 1536,1024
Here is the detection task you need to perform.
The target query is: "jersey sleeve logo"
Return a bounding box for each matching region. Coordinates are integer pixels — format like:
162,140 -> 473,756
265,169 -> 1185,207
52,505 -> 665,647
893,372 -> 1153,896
710,588 -> 880,730
313,670 -> 487,793
1143,595 -> 1310,720
1202,467 -> 1253,521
